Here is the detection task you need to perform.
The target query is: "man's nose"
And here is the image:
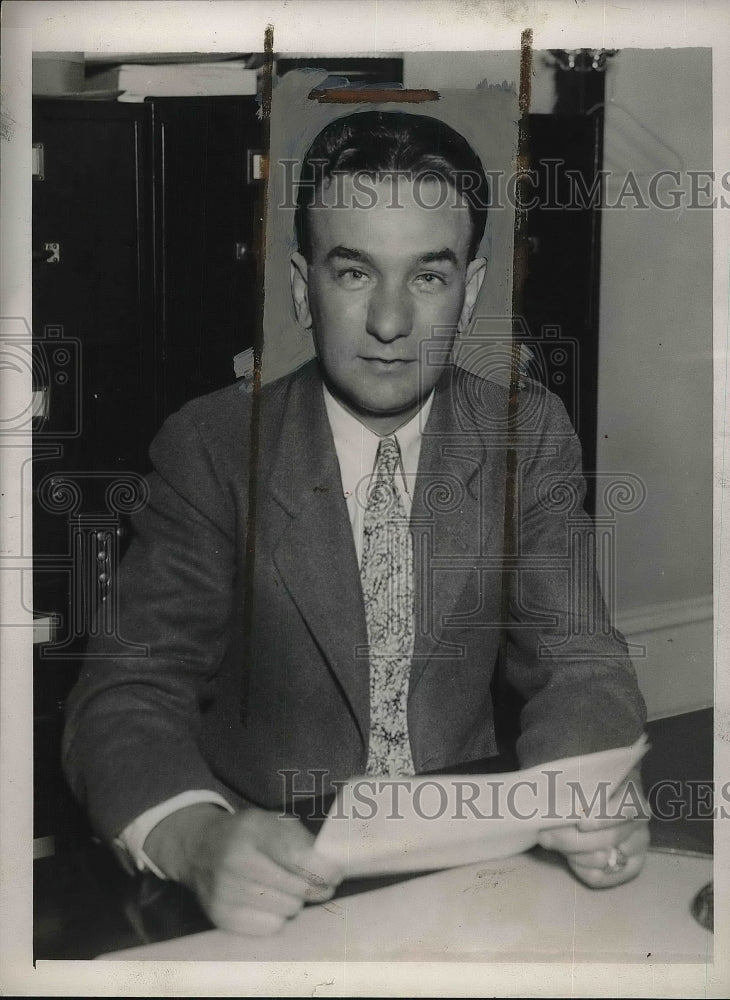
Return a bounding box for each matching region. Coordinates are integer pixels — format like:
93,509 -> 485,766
365,282 -> 413,342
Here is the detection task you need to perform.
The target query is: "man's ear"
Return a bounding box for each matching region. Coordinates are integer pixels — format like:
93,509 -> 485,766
458,257 -> 487,333
290,251 -> 313,330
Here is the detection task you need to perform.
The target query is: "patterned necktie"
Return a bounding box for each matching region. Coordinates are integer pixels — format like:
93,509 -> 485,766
361,436 -> 415,777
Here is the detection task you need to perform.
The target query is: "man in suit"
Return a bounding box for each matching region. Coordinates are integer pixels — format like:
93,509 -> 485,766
63,110 -> 649,937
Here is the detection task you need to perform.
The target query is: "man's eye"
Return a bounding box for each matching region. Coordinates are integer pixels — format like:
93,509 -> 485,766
414,272 -> 447,287
337,268 -> 369,284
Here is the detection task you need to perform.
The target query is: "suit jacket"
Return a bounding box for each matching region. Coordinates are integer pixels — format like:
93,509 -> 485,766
63,361 -> 646,843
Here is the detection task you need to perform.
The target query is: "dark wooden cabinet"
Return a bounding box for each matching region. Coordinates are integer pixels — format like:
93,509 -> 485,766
32,97 -> 262,845
151,97 -> 263,414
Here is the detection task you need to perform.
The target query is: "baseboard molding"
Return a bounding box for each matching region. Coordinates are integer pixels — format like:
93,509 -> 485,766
614,594 -> 714,721
616,594 -> 713,637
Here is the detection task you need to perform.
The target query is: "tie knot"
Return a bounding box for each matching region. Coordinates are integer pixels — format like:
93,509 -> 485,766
375,436 -> 400,479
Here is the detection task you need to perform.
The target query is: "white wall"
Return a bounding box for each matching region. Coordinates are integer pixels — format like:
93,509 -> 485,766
403,49 -> 556,113
596,49 -> 713,718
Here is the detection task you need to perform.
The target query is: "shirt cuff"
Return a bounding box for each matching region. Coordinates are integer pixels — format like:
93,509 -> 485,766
114,790 -> 235,880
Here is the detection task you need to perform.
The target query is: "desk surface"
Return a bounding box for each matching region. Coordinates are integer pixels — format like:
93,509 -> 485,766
34,709 -> 713,960
100,849 -> 712,964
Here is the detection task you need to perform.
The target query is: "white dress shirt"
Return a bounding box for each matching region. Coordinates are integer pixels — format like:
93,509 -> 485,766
117,383 -> 434,878
322,383 -> 434,566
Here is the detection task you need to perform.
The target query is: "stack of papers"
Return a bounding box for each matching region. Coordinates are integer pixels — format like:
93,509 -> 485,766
86,61 -> 258,101
315,736 -> 649,877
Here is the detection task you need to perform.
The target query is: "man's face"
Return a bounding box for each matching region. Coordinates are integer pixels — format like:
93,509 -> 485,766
291,176 -> 486,434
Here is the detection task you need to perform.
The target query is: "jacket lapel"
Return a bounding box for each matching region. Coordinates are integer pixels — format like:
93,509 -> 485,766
265,363 -> 505,740
268,365 -> 370,745
409,366 -> 505,696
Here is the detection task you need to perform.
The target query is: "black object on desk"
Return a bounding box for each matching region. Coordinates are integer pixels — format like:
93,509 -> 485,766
34,842 -> 212,960
643,709 -> 713,855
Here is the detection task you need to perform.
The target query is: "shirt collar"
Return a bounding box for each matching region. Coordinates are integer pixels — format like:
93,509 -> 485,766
322,383 -> 434,496
322,384 -> 434,464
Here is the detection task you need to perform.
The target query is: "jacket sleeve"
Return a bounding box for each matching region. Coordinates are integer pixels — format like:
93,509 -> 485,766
62,400 -> 246,843
499,389 -> 647,768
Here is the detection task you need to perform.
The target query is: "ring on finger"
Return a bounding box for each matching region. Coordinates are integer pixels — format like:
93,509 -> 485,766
602,846 -> 628,874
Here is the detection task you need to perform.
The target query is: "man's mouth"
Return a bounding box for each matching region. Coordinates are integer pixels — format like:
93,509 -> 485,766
361,357 -> 413,366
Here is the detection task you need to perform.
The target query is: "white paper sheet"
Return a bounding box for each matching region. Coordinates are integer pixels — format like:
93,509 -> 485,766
315,736 -> 649,877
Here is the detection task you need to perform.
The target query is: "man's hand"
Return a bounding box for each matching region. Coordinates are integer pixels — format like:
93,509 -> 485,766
536,768 -> 651,888
144,804 -> 344,935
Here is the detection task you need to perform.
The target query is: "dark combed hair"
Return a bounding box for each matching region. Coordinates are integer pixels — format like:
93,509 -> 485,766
294,110 -> 489,261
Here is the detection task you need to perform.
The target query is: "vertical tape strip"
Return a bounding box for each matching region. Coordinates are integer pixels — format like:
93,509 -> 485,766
497,29 -> 533,732
241,27 -> 274,721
